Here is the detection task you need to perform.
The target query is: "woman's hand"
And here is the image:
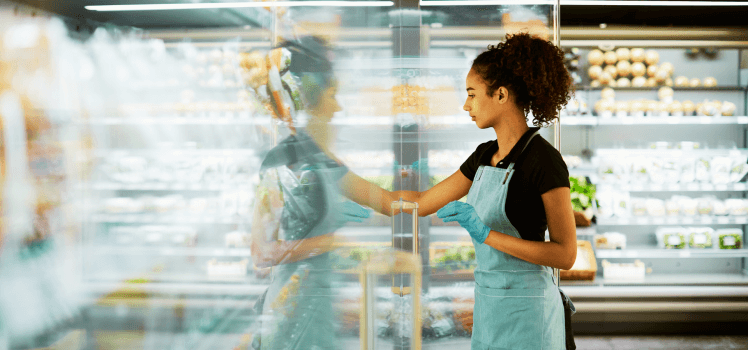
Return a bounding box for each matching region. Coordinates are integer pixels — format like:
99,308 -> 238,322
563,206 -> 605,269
437,201 -> 490,243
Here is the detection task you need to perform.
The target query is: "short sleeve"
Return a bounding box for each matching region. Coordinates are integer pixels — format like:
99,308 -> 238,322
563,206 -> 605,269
460,141 -> 493,181
526,140 -> 570,195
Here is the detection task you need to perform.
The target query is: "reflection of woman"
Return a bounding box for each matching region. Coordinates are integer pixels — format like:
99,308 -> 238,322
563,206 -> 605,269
247,36 -> 399,350
399,33 -> 577,349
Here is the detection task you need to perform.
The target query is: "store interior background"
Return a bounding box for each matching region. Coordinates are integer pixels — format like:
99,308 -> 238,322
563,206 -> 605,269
1,0 -> 748,349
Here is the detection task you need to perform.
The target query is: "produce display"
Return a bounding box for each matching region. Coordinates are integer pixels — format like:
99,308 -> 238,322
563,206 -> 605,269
688,227 -> 714,249
597,193 -> 748,219
570,176 -> 596,224
597,152 -> 748,185
430,244 -> 476,276
716,229 -> 743,249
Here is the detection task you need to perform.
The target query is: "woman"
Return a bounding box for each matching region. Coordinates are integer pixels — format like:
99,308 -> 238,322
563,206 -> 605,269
398,32 -> 577,349
248,36 -> 400,350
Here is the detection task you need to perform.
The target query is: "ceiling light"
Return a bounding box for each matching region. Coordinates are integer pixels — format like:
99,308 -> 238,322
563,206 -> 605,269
419,0 -> 748,6
86,1 -> 395,12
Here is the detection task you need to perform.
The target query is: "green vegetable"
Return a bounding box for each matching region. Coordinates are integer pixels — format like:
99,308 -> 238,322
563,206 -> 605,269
569,176 -> 596,213
719,234 -> 742,249
664,233 -> 686,249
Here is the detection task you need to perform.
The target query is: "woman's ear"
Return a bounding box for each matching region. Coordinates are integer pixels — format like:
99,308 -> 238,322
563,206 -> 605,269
495,87 -> 509,104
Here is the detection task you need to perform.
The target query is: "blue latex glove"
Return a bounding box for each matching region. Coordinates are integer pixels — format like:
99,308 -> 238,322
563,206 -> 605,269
411,158 -> 429,172
436,201 -> 490,243
338,201 -> 372,224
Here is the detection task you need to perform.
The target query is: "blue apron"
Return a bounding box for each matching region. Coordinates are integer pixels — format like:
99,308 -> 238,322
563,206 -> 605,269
467,131 -> 567,350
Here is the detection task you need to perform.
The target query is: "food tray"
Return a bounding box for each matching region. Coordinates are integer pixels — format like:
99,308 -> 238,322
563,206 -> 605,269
560,240 -> 597,281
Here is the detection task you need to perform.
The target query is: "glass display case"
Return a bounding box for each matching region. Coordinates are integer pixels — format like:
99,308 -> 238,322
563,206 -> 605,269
4,0 -> 748,348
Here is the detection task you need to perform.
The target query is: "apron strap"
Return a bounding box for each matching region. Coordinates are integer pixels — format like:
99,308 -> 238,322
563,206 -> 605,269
505,128 -> 541,172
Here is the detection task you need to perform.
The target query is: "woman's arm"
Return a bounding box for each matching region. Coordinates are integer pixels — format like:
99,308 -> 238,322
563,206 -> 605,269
482,186 -> 577,270
396,170 -> 473,217
340,169 -> 472,217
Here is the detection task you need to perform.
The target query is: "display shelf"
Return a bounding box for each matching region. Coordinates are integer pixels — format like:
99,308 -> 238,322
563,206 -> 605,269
89,213 -> 245,224
576,226 -> 597,236
595,247 -> 748,259
580,86 -> 747,92
78,118 -> 270,125
86,182 -> 254,192
561,116 -> 748,125
561,273 -> 748,287
561,284 -> 748,298
597,215 -> 748,226
604,182 -> 747,192
89,246 -> 252,257
94,149 -> 258,157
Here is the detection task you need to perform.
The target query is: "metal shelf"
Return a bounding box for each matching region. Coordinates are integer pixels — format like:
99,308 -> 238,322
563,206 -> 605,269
86,182 -> 253,192
597,215 -> 748,226
77,118 -> 270,125
581,86 -> 747,92
607,182 -> 747,192
595,247 -> 748,259
89,213 -> 244,224
561,273 -> 748,288
561,116 -> 748,126
89,246 -> 252,257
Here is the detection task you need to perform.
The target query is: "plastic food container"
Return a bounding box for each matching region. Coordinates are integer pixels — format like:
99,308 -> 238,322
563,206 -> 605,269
602,260 -> 646,280
715,229 -> 743,249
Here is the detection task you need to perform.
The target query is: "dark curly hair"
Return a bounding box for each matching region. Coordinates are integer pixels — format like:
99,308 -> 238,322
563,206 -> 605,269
471,32 -> 573,127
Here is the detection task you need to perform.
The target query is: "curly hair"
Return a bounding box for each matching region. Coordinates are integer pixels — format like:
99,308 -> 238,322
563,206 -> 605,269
471,32 -> 573,127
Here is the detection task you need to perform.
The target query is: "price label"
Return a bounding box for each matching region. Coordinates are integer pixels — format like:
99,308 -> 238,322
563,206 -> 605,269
679,251 -> 692,258
687,183 -> 700,191
735,183 -> 746,191
738,117 -> 748,124
650,184 -> 663,191
716,184 -> 728,191
701,217 -> 713,225
683,217 -> 695,224
723,236 -> 737,247
718,217 -> 730,224
736,217 -> 748,224
636,217 -> 649,225
693,234 -> 708,245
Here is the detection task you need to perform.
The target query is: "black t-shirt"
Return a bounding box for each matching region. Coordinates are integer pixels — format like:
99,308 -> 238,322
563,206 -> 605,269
459,127 -> 570,242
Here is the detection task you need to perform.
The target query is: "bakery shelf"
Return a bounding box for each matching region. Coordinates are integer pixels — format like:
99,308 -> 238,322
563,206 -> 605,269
595,248 -> 748,259
561,116 -> 748,125
603,182 -> 747,192
89,213 -> 245,224
597,215 -> 748,226
89,246 -> 252,257
94,149 -> 258,157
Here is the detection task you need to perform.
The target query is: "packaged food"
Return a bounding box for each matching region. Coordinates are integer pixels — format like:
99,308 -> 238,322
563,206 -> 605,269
665,198 -> 680,216
713,199 -> 728,216
594,232 -> 627,249
656,227 -> 687,249
613,191 -> 631,218
725,198 -> 747,216
595,189 -> 615,218
715,229 -> 743,249
696,197 -> 714,215
602,260 -> 646,280
631,197 -> 647,216
688,227 -> 714,249
678,196 -> 698,216
695,158 -> 711,183
679,158 -> 696,183
729,155 -> 748,182
646,198 -> 666,216
630,157 -> 651,184
711,157 -> 733,184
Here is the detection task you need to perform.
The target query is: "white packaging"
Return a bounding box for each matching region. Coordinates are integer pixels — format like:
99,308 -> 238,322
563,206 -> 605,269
711,157 -> 733,184
695,158 -> 711,183
679,158 -> 696,183
656,227 -> 687,249
696,197 -> 715,216
602,260 -> 646,280
225,230 -> 250,248
725,198 -> 747,216
596,189 -> 615,218
687,227 -> 715,249
665,198 -> 680,216
631,197 -> 647,216
594,232 -> 627,249
645,198 -> 666,216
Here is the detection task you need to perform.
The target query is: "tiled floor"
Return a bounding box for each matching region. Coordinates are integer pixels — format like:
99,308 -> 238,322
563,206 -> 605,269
575,335 -> 748,350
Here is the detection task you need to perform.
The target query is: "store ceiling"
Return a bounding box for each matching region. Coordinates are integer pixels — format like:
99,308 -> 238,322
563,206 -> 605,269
10,0 -> 748,29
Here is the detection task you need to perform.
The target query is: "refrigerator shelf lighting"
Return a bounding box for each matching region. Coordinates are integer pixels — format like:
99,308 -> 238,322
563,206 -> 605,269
86,1 -> 395,11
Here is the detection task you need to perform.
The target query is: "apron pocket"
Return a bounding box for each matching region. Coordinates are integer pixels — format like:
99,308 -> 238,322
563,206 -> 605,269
474,286 -> 545,350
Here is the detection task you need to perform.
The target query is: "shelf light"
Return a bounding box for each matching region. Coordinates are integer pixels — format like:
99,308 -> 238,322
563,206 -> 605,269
419,0 -> 748,6
86,1 -> 395,12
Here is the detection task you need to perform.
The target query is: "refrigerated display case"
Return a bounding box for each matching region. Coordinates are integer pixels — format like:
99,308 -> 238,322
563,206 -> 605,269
4,0 -> 748,348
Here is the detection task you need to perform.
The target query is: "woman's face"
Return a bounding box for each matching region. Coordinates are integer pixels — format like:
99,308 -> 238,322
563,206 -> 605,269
463,68 -> 507,129
310,83 -> 341,122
